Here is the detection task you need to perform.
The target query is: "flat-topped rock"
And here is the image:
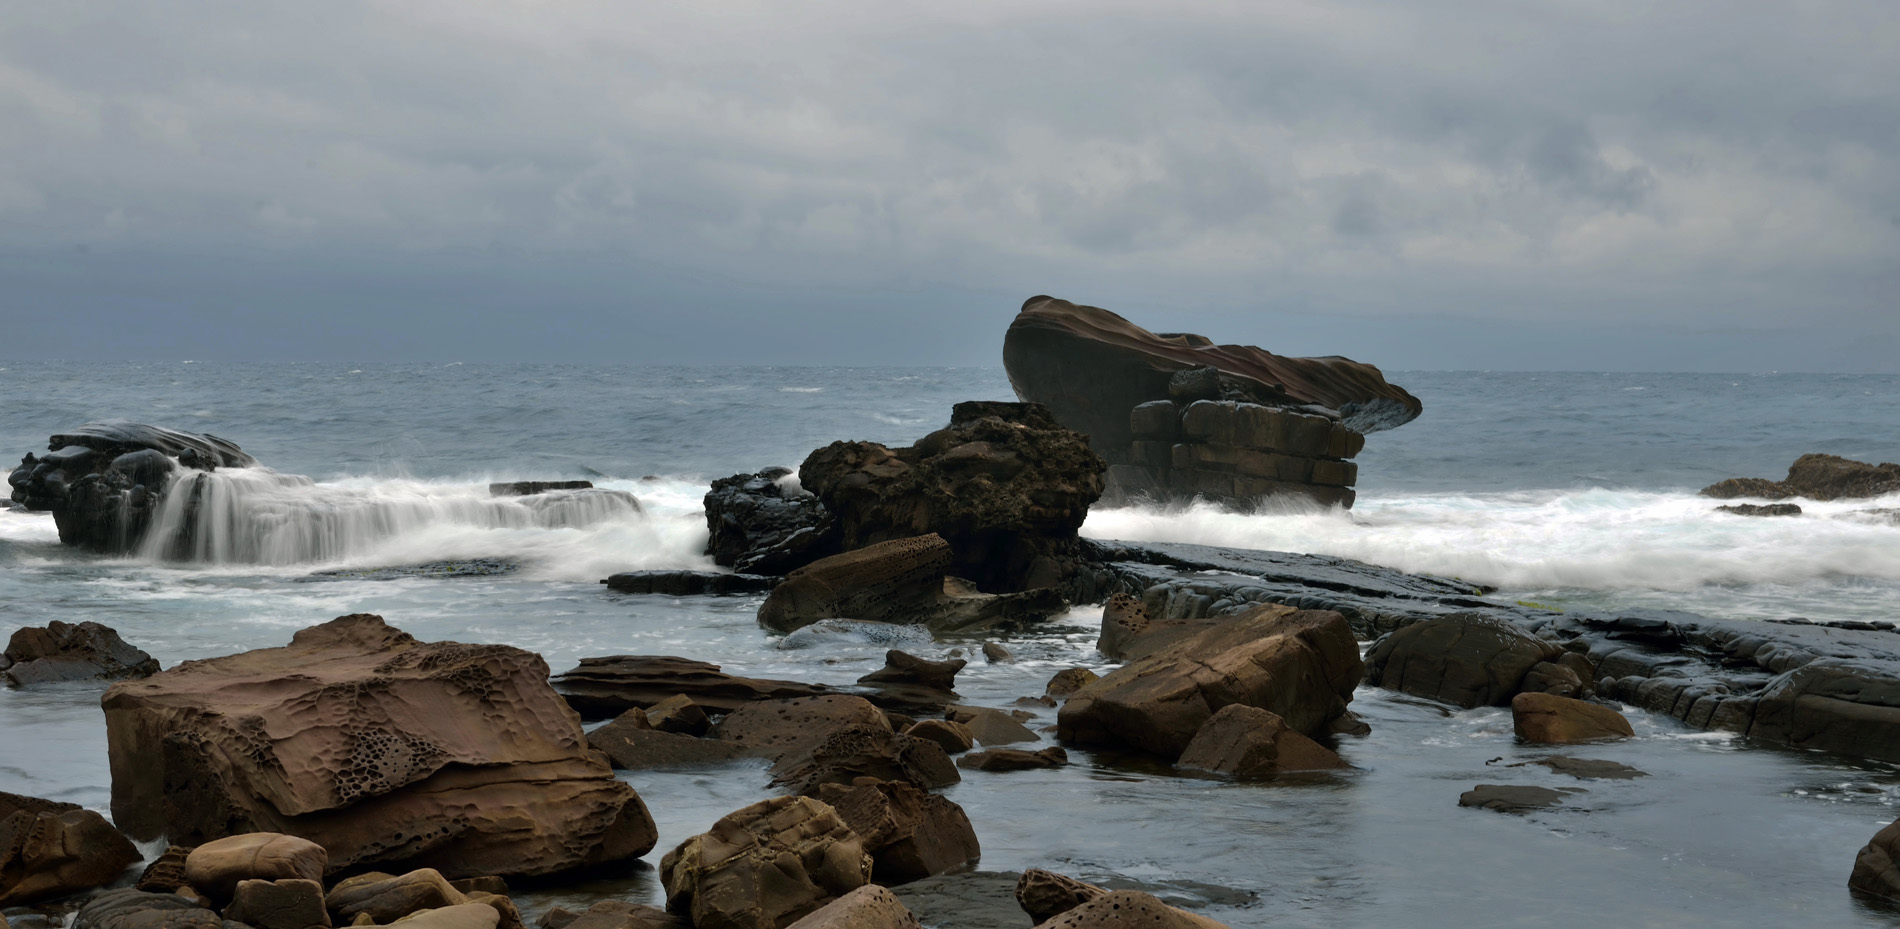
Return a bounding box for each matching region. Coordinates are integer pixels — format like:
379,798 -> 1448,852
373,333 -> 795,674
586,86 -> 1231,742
554,655 -> 832,719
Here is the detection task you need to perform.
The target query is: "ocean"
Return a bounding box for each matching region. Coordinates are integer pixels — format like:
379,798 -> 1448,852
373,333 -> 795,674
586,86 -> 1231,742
3,362 -> 1899,927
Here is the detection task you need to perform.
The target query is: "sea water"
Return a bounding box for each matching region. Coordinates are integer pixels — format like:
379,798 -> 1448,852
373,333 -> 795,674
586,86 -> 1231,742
2,363 -> 1899,927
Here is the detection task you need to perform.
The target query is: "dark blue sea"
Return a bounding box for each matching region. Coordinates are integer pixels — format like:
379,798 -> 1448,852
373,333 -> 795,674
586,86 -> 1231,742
3,363 -> 1899,927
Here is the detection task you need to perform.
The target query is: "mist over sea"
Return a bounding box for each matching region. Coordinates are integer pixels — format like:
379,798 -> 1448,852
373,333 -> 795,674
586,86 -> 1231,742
4,362 -> 1900,927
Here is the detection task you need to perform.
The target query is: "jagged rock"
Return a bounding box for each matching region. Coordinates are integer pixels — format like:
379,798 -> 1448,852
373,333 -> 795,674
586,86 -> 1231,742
1701,454 -> 1900,502
103,614 -> 656,879
325,869 -> 464,924
757,536 -> 1067,635
1175,705 -> 1348,776
554,656 -> 832,719
560,900 -> 685,929
644,695 -> 712,737
945,708 -> 1038,747
798,402 -> 1105,593
137,845 -> 194,893
900,720 -> 974,755
73,889 -> 223,929
856,652 -> 964,713
1044,669 -> 1098,698
1,621 -> 159,687
7,421 -> 257,554
1058,605 -> 1362,760
183,834 -> 326,901
601,572 -> 776,596
1030,890 -> 1232,929
1365,613 -> 1565,708
1510,693 -> 1634,744
0,791 -> 143,905
224,879 -> 329,929
714,696 -> 893,763
770,725 -> 960,795
957,748 -> 1068,773
782,886 -> 919,929
704,469 -> 844,577
813,781 -> 979,884
1015,869 -> 1104,924
1716,503 -> 1802,517
1458,785 -> 1585,814
660,796 -> 873,929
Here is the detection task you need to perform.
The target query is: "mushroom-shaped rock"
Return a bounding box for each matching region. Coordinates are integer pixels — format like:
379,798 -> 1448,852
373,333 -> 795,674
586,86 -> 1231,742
660,796 -> 873,929
1365,614 -> 1565,708
1058,605 -> 1362,760
104,614 -> 656,879
1510,692 -> 1634,744
1176,705 -> 1349,776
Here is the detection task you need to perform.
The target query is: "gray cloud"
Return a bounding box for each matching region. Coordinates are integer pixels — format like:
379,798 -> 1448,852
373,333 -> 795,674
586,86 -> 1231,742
0,1 -> 1895,368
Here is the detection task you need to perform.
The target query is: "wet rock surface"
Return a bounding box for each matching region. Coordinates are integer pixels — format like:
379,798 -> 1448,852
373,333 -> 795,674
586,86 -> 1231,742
601,572 -> 776,596
1175,704 -> 1349,776
811,780 -> 979,884
704,468 -> 842,578
757,536 -> 1066,635
103,614 -> 656,878
554,656 -> 832,719
659,796 -> 872,929
1,622 -> 159,687
1458,785 -> 1586,814
7,421 -> 256,553
1510,692 -> 1633,744
1701,454 -> 1900,502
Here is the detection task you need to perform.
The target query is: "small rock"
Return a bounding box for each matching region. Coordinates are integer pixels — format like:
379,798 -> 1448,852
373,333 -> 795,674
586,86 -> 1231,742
1852,818 -> 1900,903
1043,669 -> 1098,698
1175,705 -> 1349,776
645,694 -> 712,737
588,727 -> 757,770
0,794 -> 143,906
325,870 -> 465,925
946,707 -> 1038,746
533,907 -> 580,929
224,879 -> 330,929
137,846 -> 194,893
183,834 -> 326,902
784,885 -> 920,929
980,643 -> 1011,664
1528,756 -> 1647,780
1511,692 -> 1634,744
957,747 -> 1068,773
1,621 -> 160,686
560,899 -> 684,929
902,719 -> 974,755
389,903 -> 500,929
1015,869 -> 1104,924
1457,784 -> 1585,814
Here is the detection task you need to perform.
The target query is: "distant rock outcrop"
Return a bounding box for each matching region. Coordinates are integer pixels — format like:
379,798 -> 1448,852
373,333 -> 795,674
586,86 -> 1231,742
1002,296 -> 1418,510
1701,454 -> 1900,501
7,421 -> 257,553
2,620 -> 159,686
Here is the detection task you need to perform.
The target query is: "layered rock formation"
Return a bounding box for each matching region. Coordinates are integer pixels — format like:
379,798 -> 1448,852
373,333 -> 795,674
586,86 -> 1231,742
1001,296 -> 1418,510
7,421 -> 256,553
102,614 -> 656,878
1701,454 -> 1900,501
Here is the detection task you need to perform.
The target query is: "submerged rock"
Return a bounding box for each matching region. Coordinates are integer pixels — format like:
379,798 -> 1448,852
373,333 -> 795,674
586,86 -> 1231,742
102,614 -> 656,878
489,481 -> 593,496
1527,756 -> 1647,780
601,571 -> 775,596
1,621 -> 159,687
1701,453 -> 1900,502
7,421 -> 255,553
1457,784 -> 1585,814
957,747 -> 1069,773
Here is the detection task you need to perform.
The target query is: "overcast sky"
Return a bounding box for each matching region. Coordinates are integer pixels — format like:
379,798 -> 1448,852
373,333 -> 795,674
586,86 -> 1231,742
2,1 -> 1896,370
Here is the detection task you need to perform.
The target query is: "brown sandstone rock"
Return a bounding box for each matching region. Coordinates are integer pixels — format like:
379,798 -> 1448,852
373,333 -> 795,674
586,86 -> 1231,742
560,899 -> 686,929
902,720 -> 974,755
224,879 -> 330,929
1044,669 -> 1099,698
946,707 -> 1038,746
1176,705 -> 1349,776
770,725 -> 960,795
1014,869 -> 1105,924
660,796 -> 873,929
814,780 -> 979,884
757,536 -> 1065,635
1851,818 -> 1900,902
184,834 -> 325,901
1511,693 -> 1634,743
0,792 -> 143,906
1520,661 -> 1584,698
714,696 -> 892,763
1365,613 -> 1565,708
137,845 -> 194,893
448,877 -> 508,897
957,747 -> 1069,773
782,885 -> 919,929
462,892 -> 525,929
1030,890 -> 1232,929
856,652 -> 964,712
644,695 -> 712,737
587,726 -> 756,770
1058,605 -> 1362,760
390,903 -> 500,929
74,889 -> 223,929
1458,784 -> 1585,814
103,615 -> 656,879
326,869 -> 465,924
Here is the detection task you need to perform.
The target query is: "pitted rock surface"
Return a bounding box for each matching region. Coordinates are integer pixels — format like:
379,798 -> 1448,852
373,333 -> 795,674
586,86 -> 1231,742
782,886 -> 920,929
103,614 -> 656,878
771,724 -> 960,795
812,781 -> 979,884
660,796 -> 873,929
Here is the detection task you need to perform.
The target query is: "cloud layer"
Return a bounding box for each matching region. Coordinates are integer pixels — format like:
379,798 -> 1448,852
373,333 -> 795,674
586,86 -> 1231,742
3,1 -> 1896,367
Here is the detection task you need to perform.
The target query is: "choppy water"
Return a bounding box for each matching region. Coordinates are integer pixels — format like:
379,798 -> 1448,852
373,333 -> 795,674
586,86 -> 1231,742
3,363 -> 1899,927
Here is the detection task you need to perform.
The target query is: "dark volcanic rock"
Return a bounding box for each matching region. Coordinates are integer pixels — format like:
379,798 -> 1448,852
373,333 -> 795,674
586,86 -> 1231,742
1701,454 -> 1900,502
2,621 -> 159,686
8,421 -> 256,553
1528,756 -> 1647,780
103,614 -> 656,878
1716,503 -> 1802,517
1457,784 -> 1584,814
554,656 -> 832,719
1001,296 -> 1420,456
490,481 -> 592,496
756,535 -> 1067,635
798,402 -> 1105,593
601,571 -> 776,596
704,468 -> 843,577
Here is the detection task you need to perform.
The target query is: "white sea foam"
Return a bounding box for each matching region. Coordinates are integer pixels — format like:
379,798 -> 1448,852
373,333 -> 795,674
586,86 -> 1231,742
1082,488 -> 1900,595
0,508 -> 60,543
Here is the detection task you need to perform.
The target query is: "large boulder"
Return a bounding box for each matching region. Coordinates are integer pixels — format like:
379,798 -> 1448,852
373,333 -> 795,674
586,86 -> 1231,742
101,614 -> 656,879
7,421 -> 256,553
660,796 -> 873,929
553,656 -> 833,719
756,535 -> 1066,635
1175,704 -> 1349,776
1701,454 -> 1900,501
1745,658 -> 1900,760
1,621 -> 159,687
1058,605 -> 1362,760
0,791 -> 143,905
812,780 -> 980,884
769,724 -> 960,796
704,469 -> 843,577
1364,614 -> 1566,708
798,402 -> 1105,593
